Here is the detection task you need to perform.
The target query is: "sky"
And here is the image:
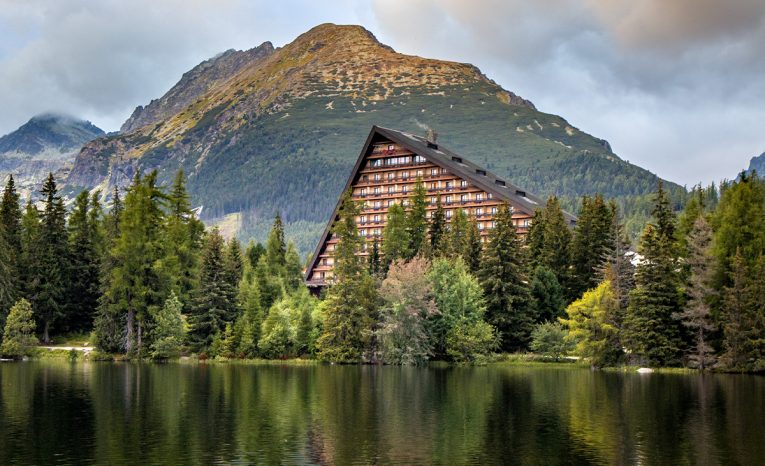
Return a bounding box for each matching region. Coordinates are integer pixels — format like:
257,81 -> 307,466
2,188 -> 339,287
0,0 -> 763,186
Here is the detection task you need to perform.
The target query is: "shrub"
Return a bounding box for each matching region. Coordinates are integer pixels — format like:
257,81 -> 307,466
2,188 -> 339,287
530,322 -> 574,361
1,299 -> 38,358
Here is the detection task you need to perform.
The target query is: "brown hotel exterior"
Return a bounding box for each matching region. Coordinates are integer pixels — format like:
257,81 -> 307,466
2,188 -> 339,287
305,126 -> 576,287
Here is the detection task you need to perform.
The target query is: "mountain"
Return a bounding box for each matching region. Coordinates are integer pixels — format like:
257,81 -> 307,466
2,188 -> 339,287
747,152 -> 765,176
67,24 -> 684,252
0,113 -> 104,198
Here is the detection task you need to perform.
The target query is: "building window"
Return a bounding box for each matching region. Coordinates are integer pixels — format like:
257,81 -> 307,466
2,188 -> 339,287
523,219 -> 530,227
445,181 -> 452,190
374,201 -> 382,209
416,170 -> 424,177
431,168 -> 438,176
441,168 -> 448,174
402,199 -> 409,207
373,187 -> 380,195
374,228 -> 381,236
359,188 -> 367,196
446,210 -> 453,218
414,155 -> 426,163
360,215 -> 367,224
388,172 -> 395,180
386,200 -> 393,207
430,182 -> 437,190
460,180 -> 468,188
360,229 -> 367,236
475,208 -> 484,216
460,194 -> 468,203
370,159 -> 382,168
373,173 -> 381,181
478,222 -> 485,230
491,207 -> 498,214
475,193 -> 484,201
430,196 -> 437,205
374,214 -> 381,223
388,186 -> 395,194
402,185 -> 408,194
487,192 -> 493,199
402,171 -> 409,179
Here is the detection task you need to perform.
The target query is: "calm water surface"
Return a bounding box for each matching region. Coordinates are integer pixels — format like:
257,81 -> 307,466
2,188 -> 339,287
0,362 -> 762,465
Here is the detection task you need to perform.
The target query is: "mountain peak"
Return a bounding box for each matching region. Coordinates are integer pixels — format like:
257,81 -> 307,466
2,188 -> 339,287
0,113 -> 103,156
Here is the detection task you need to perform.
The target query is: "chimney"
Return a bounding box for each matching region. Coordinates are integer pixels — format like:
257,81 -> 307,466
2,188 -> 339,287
426,128 -> 438,149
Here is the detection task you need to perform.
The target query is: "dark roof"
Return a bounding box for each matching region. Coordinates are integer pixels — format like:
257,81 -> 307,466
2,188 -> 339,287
304,125 -> 576,283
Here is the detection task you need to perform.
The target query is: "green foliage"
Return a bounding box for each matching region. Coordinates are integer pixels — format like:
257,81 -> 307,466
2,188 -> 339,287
624,184 -> 685,366
445,318 -> 497,363
529,265 -> 565,323
382,202 -> 410,268
376,258 -> 437,365
528,196 -> 572,296
463,216 -> 482,273
406,178 -> 428,258
530,321 -> 573,361
561,281 -> 621,367
0,175 -> 21,314
149,292 -> 186,360
478,203 -> 531,351
1,299 -> 38,358
188,228 -> 238,351
569,195 -> 615,298
316,191 -> 379,362
429,196 -> 446,256
444,208 -> 468,259
259,288 -> 319,358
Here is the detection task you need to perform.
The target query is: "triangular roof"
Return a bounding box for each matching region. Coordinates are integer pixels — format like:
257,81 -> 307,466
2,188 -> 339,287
305,125 -> 576,281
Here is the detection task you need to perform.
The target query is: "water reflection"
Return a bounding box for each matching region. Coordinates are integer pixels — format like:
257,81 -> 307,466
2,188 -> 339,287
0,362 -> 762,465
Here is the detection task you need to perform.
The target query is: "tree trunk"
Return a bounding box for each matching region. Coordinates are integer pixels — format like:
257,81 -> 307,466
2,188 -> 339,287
126,308 -> 135,355
43,320 -> 50,344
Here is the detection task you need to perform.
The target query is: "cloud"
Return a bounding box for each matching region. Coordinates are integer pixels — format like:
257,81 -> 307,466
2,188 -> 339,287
370,0 -> 765,184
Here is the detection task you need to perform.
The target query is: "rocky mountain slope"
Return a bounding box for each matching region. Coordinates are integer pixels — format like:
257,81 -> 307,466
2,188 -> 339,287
747,152 -> 765,176
0,113 -> 103,198
67,24 -> 684,251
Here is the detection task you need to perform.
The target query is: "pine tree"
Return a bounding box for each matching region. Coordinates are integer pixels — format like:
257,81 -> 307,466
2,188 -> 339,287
429,196 -> 446,256
98,172 -> 169,355
65,190 -> 102,333
569,194 -> 615,298
526,209 -> 545,268
37,173 -> 69,343
245,241 -> 266,269
720,250 -> 749,369
283,241 -> 303,290
444,208 -> 468,259
315,191 -> 378,362
224,237 -> 244,291
163,170 -> 204,308
19,202 -> 42,315
266,213 -> 287,272
673,216 -> 716,369
406,178 -> 428,258
599,206 -> 635,314
0,175 -> 22,306
0,231 -> 14,329
478,203 -> 531,351
529,265 -> 565,323
253,255 -> 282,312
149,292 -> 185,360
1,299 -> 38,358
188,228 -> 238,351
527,197 -> 572,297
382,202 -> 410,268
463,216 -> 482,273
236,278 -> 263,358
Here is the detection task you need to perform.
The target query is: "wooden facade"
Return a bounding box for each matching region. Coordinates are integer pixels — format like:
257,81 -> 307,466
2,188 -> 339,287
305,126 -> 575,287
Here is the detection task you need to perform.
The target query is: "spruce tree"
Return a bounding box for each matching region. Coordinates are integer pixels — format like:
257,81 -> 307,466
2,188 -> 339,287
0,175 -> 22,304
382,202 -> 410,268
429,196 -> 446,256
188,228 -> 238,351
19,202 -> 42,315
283,241 -> 303,290
65,190 -> 102,333
673,216 -> 716,369
406,178 -> 428,258
0,231 -> 14,329
98,172 -> 169,355
315,191 -> 378,362
368,238 -> 382,277
569,194 -> 615,298
463,215 -> 482,273
0,299 -> 38,358
478,203 -> 531,351
225,237 -> 244,290
245,241 -> 266,269
540,197 -> 573,297
599,206 -> 635,314
444,208 -> 468,259
529,265 -> 565,323
37,173 -> 69,343
164,170 -> 204,308
266,213 -> 287,272
720,250 -> 749,369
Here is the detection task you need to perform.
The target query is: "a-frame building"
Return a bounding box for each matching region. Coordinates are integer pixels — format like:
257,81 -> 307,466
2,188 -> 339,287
305,126 -> 576,287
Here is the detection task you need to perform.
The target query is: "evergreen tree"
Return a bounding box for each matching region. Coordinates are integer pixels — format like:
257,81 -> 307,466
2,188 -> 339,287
463,216 -> 482,273
98,172 -> 169,355
0,299 -> 38,358
224,237 -> 244,291
368,238 -> 382,277
528,197 -> 572,296
163,170 -> 204,308
525,209 -> 545,268
478,203 -> 531,351
65,190 -> 102,333
283,241 -> 303,290
673,217 -> 716,369
529,265 -> 566,323
406,178 -> 428,258
245,241 -> 266,269
444,208 -> 468,259
37,173 -> 69,343
600,206 -> 635,314
0,175 -> 22,305
315,191 -> 378,362
19,202 -> 41,316
569,195 -> 615,298
253,255 -> 282,312
720,250 -> 749,369
0,232 -> 14,330
266,213 -> 287,272
188,228 -> 238,351
236,278 -> 263,358
429,196 -> 446,256
382,202 -> 410,268
149,292 -> 185,360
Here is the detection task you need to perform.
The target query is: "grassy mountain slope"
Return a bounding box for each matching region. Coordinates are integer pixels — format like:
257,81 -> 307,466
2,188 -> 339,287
67,24 -> 684,253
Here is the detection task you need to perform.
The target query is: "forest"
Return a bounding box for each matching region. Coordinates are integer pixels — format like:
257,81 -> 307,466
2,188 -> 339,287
0,171 -> 763,372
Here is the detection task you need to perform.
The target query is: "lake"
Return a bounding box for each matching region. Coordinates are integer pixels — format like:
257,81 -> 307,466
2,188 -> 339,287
0,361 -> 762,465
